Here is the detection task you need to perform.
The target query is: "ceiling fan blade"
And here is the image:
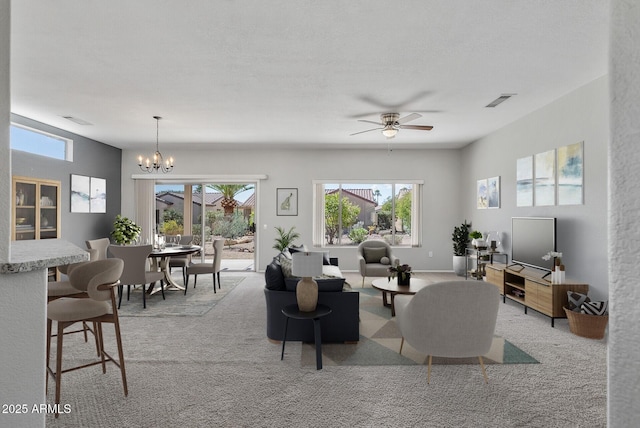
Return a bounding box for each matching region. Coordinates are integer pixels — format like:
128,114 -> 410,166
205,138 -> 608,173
357,119 -> 383,126
350,127 -> 382,136
399,124 -> 434,131
397,113 -> 422,124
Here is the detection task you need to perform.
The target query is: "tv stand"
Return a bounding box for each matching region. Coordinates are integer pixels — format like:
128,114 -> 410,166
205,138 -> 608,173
485,263 -> 588,327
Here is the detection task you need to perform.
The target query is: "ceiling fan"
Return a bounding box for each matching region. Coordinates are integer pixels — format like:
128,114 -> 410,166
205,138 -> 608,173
350,113 -> 433,138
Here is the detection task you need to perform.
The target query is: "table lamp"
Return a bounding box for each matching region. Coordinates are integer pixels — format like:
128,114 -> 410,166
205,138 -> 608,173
292,252 -> 323,312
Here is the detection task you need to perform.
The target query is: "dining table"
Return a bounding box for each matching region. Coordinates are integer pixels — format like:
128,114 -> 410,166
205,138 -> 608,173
147,244 -> 201,293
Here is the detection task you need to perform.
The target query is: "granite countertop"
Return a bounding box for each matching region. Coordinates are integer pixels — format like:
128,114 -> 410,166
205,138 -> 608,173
1,239 -> 89,274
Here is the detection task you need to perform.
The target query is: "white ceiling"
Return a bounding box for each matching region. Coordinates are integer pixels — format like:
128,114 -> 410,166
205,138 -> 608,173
10,1 -> 609,151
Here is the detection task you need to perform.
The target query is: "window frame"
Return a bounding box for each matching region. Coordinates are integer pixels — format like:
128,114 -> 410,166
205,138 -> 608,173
10,123 -> 73,161
312,180 -> 423,248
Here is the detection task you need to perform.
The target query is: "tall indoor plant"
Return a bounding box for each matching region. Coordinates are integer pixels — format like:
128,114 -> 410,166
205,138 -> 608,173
452,221 -> 471,276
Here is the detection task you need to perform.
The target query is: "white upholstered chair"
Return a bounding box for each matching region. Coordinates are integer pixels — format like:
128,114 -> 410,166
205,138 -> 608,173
185,238 -> 224,294
395,280 -> 499,383
357,240 -> 398,287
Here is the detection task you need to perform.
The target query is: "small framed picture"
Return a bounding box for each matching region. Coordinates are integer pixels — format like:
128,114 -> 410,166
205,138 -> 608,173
276,188 -> 298,216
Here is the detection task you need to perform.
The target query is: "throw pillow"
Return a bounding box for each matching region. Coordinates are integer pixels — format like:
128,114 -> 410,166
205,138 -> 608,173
279,256 -> 293,277
288,245 -> 307,255
264,259 -> 286,291
581,301 -> 609,316
363,247 -> 386,263
380,256 -> 390,265
567,291 -> 590,312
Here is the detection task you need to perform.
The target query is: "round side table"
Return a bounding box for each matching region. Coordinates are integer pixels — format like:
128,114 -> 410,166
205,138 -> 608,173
280,303 -> 332,370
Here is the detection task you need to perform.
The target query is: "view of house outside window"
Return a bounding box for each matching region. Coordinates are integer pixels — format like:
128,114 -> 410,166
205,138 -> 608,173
318,182 -> 415,247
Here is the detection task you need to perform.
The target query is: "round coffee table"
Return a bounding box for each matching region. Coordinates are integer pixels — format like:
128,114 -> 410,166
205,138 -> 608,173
371,277 -> 429,316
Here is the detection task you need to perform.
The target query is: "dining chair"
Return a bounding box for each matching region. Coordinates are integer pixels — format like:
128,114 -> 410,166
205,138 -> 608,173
108,244 -> 165,309
46,258 -> 126,418
85,237 -> 111,260
185,238 -> 223,295
169,234 -> 193,284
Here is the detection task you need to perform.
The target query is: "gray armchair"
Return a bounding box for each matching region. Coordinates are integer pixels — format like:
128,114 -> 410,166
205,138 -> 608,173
86,237 -> 111,260
395,280 -> 499,383
357,240 -> 398,287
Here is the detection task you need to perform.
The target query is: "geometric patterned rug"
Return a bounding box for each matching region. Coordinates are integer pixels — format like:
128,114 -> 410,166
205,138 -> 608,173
302,287 -> 539,366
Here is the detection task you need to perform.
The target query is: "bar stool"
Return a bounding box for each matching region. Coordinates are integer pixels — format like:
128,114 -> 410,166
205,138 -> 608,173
46,258 -> 126,418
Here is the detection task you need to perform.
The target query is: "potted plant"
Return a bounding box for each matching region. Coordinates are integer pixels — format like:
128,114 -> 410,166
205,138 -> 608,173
452,221 -> 471,276
111,215 -> 142,245
388,263 -> 412,285
273,226 -> 300,252
469,230 -> 486,249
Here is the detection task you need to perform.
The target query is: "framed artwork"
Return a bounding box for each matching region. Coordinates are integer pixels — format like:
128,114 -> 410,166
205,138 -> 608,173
534,149 -> 556,206
516,156 -> 533,207
476,179 -> 488,209
70,174 -> 90,213
277,188 -> 298,216
487,176 -> 500,208
557,141 -> 584,205
90,177 -> 107,213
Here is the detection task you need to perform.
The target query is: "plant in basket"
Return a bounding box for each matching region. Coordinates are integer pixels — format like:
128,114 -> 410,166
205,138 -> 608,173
389,263 -> 412,285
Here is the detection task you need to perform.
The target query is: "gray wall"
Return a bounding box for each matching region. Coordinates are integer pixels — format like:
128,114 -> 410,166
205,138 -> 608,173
119,147 -> 462,273
461,76 -> 609,300
10,114 -> 122,248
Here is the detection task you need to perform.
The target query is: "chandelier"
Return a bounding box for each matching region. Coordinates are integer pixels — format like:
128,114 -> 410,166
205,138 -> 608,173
138,116 -> 174,173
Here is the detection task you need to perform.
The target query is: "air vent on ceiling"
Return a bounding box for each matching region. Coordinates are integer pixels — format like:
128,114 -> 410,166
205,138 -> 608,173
62,116 -> 93,125
485,94 -> 516,108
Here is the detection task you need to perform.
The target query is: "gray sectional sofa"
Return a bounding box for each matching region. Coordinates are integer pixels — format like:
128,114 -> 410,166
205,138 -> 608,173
264,249 -> 359,343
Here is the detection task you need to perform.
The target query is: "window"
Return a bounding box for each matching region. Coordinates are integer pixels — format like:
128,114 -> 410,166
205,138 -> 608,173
313,181 -> 422,247
10,123 -> 73,161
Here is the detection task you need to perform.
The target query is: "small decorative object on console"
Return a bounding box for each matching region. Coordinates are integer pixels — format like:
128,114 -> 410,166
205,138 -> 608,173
542,251 -> 565,284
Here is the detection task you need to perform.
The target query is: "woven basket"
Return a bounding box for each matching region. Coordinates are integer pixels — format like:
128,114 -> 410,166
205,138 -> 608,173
563,306 -> 608,339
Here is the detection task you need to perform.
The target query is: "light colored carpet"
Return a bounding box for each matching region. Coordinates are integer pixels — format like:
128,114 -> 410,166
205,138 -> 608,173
45,271 -> 607,427
117,275 -> 244,317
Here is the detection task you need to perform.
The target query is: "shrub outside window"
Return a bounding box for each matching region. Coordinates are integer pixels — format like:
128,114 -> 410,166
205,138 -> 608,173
313,181 -> 422,247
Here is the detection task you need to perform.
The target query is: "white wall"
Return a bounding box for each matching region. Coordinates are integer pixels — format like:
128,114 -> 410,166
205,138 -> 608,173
609,0 -> 640,425
120,148 -> 462,272
461,76 -> 610,300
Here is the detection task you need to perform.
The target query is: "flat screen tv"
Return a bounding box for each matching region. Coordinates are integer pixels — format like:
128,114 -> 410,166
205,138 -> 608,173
511,217 -> 557,271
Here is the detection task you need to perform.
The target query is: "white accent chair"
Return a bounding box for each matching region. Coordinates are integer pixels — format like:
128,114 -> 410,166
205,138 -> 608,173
395,280 -> 499,383
357,240 -> 398,287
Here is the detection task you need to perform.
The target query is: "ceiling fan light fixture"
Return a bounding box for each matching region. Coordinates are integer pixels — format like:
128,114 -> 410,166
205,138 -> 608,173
382,125 -> 398,138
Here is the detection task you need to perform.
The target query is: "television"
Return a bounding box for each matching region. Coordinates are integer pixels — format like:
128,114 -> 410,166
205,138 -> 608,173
511,217 -> 557,271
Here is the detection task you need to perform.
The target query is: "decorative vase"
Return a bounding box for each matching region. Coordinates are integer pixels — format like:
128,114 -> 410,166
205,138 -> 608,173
397,273 -> 410,286
41,215 -> 48,228
296,277 -> 318,312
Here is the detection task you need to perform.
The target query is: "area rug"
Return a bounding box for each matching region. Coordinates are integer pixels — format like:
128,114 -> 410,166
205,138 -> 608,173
301,287 -> 538,366
118,275 -> 244,317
